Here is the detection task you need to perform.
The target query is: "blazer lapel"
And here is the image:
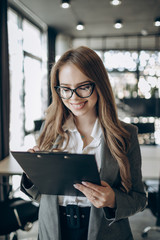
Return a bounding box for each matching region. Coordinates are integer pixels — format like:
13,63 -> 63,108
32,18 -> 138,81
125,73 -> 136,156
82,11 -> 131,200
87,137 -> 120,240
52,137 -> 120,240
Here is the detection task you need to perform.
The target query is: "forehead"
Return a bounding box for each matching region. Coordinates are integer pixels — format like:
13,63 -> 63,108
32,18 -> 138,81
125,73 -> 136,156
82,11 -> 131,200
59,63 -> 90,86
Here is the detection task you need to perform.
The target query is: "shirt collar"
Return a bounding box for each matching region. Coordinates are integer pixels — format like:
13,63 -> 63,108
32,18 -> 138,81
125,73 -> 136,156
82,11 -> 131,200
90,118 -> 102,140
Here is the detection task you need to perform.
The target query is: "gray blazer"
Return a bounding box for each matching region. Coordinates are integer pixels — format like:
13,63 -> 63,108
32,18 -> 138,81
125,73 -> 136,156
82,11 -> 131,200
21,122 -> 147,240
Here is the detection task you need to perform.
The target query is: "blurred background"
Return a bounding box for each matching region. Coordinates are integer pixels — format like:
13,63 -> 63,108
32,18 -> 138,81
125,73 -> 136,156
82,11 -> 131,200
5,0 -> 160,149
0,0 -> 160,239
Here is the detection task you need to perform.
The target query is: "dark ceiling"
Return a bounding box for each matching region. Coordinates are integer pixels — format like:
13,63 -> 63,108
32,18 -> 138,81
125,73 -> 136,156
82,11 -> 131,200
9,0 -> 160,38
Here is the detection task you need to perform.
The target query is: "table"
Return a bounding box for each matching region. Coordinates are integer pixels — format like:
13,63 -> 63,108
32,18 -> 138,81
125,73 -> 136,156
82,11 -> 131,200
0,154 -> 22,176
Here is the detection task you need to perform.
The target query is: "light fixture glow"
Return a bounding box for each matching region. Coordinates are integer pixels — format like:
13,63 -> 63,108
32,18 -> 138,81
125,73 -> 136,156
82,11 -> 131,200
141,29 -> 148,36
154,17 -> 160,27
114,19 -> 123,29
61,0 -> 70,9
76,22 -> 85,31
110,0 -> 122,6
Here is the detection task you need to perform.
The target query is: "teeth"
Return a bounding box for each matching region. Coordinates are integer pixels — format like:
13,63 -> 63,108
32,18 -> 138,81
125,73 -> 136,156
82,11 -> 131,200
71,102 -> 85,109
76,103 -> 84,107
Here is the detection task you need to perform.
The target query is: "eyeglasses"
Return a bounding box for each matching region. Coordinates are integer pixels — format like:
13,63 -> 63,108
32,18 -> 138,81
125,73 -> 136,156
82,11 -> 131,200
54,83 -> 95,99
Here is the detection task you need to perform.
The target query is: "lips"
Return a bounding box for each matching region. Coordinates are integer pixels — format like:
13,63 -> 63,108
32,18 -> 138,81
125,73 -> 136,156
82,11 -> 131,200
70,101 -> 86,110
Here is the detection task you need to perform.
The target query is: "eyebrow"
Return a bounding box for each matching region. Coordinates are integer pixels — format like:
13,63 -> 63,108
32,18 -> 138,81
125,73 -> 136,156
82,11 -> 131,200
60,80 -> 92,87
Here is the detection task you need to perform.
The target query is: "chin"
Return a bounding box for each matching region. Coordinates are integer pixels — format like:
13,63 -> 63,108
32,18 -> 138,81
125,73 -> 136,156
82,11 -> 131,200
71,109 -> 86,117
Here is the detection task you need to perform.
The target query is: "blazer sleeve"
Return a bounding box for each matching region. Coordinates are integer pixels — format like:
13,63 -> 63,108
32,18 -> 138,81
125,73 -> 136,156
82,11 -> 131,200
103,124 -> 147,224
20,172 -> 41,203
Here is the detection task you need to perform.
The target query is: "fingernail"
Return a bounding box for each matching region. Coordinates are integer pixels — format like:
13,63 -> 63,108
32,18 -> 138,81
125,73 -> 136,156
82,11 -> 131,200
82,181 -> 87,185
73,184 -> 78,189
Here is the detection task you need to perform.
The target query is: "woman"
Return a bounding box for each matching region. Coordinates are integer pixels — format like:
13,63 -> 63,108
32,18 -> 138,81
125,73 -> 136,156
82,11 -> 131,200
21,46 -> 147,240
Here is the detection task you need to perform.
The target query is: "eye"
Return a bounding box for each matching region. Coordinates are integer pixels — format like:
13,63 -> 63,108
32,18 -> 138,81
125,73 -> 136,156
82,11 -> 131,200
61,87 -> 70,93
79,84 -> 91,90
63,89 -> 69,92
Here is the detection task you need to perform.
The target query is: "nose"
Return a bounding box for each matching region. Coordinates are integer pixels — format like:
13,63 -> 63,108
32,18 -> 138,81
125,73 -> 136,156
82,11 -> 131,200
70,91 -> 80,99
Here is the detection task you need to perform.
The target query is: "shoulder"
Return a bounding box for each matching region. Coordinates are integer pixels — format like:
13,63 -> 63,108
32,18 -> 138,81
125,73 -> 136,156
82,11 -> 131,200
119,120 -> 140,154
119,120 -> 138,135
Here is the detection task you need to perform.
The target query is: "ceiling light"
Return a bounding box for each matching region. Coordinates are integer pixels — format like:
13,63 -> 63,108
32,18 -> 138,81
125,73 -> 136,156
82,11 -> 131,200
76,22 -> 85,31
110,0 -> 122,6
154,17 -> 160,27
61,0 -> 70,9
114,19 -> 123,29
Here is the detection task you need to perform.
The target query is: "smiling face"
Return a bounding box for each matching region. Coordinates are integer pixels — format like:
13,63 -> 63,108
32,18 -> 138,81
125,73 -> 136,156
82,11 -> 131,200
59,63 -> 98,120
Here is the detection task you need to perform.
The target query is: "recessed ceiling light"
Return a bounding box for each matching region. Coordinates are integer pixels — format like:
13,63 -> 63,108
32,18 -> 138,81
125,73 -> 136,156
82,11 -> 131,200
114,19 -> 123,29
154,17 -> 160,27
110,0 -> 122,6
61,0 -> 70,9
76,22 -> 85,31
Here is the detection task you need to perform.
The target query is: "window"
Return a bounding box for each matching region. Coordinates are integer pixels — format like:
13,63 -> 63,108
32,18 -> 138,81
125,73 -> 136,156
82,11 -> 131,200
8,8 -> 48,150
97,50 -> 160,145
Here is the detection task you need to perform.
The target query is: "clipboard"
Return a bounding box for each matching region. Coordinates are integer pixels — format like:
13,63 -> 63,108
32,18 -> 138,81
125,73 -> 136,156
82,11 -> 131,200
11,151 -> 101,196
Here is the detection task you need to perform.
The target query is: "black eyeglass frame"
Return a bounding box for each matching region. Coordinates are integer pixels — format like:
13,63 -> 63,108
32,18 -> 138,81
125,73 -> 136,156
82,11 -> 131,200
54,82 -> 95,99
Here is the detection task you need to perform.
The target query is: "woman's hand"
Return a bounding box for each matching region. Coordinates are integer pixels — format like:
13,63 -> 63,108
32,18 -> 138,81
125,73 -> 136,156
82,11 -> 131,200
28,146 -> 40,152
74,180 -> 116,209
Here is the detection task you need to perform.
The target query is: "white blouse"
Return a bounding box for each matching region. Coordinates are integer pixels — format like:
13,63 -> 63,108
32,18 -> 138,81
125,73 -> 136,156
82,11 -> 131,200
58,116 -> 102,207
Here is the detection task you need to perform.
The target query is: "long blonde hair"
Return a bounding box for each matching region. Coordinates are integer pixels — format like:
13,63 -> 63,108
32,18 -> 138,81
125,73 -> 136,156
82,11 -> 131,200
37,46 -> 132,192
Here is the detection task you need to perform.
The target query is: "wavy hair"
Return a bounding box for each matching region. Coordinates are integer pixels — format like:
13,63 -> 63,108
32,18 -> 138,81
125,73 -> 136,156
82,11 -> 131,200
37,46 -> 132,192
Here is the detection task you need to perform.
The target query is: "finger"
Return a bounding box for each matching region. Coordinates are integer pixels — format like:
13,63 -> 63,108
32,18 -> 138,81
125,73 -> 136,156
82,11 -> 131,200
81,181 -> 113,203
82,181 -> 110,190
73,183 -> 89,195
27,146 -> 40,153
74,184 -> 99,206
74,184 -> 103,208
81,181 -> 103,194
27,148 -> 35,153
74,184 -> 98,201
33,146 -> 40,151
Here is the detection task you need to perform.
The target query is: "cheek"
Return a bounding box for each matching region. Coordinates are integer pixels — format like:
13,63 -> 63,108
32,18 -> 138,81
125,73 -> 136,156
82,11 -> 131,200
62,99 -> 69,108
91,92 -> 98,105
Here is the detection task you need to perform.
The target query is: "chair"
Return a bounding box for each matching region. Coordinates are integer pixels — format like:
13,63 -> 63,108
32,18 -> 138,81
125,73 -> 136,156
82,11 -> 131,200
142,177 -> 160,238
0,177 -> 39,240
0,197 -> 39,240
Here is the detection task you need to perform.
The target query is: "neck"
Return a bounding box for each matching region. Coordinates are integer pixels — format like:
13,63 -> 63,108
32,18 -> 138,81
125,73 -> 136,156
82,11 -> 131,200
74,114 -> 97,137
74,106 -> 97,126
75,111 -> 96,124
